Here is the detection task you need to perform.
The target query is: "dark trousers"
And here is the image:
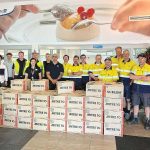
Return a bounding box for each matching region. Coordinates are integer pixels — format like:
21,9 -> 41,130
7,77 -> 13,87
82,76 -> 89,91
70,78 -> 82,90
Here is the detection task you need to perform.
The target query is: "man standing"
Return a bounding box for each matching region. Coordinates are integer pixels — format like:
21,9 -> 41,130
46,54 -> 64,90
118,50 -> 136,120
13,51 -> 29,79
4,53 -> 14,87
0,55 -> 8,87
111,47 -> 123,70
129,53 -> 150,130
68,55 -> 83,90
43,53 -> 52,79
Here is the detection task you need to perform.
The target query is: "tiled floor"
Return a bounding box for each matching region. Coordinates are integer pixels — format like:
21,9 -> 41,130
22,122 -> 150,150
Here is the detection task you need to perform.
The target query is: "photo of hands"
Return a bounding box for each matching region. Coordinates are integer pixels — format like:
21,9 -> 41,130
0,0 -> 150,43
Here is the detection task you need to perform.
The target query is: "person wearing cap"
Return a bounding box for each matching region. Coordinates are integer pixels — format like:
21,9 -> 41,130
68,55 -> 83,90
32,51 -> 44,76
89,54 -> 105,81
13,51 -> 29,79
118,50 -> 136,120
43,53 -> 52,79
111,47 -> 123,70
4,53 -> 14,87
89,57 -> 119,83
25,58 -> 42,80
80,54 -> 90,90
62,55 -> 71,81
0,55 -> 8,87
46,54 -> 64,90
129,53 -> 150,130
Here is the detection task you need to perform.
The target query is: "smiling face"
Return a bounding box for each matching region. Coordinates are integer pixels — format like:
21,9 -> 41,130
31,59 -> 36,66
95,55 -> 102,63
123,50 -> 130,60
80,55 -> 86,63
46,54 -> 51,61
138,56 -> 146,66
115,47 -> 122,57
63,55 -> 69,63
105,60 -> 112,68
52,54 -> 58,62
32,53 -> 39,60
73,57 -> 79,65
18,52 -> 24,60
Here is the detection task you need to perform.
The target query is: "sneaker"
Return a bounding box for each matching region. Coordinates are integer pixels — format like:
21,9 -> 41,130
128,117 -> 139,125
125,113 -> 130,120
144,119 -> 150,130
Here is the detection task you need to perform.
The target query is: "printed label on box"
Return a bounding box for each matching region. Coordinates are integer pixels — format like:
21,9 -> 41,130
50,96 -> 67,108
2,115 -> 17,127
18,93 -> 32,106
33,107 -> 49,119
18,105 -> 32,118
50,119 -> 66,132
3,104 -> 18,116
85,121 -> 103,134
104,110 -> 124,123
18,117 -> 32,129
33,118 -> 49,131
57,81 -> 74,94
86,82 -> 103,97
104,123 -> 124,136
31,80 -> 49,91
104,84 -> 124,98
50,107 -> 66,120
67,108 -> 84,121
104,97 -> 123,111
2,92 -> 18,105
85,109 -> 103,122
33,95 -> 50,107
85,97 -> 103,110
67,96 -> 85,109
67,120 -> 84,133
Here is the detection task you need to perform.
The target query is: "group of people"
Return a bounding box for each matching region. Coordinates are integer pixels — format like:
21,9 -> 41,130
0,46 -> 149,130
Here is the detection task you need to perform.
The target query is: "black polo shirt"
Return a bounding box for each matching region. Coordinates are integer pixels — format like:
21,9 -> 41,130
25,66 -> 41,80
46,62 -> 64,79
43,60 -> 52,78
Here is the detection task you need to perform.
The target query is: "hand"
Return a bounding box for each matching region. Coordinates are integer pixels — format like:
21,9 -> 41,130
51,79 -> 57,84
111,0 -> 150,36
0,5 -> 39,39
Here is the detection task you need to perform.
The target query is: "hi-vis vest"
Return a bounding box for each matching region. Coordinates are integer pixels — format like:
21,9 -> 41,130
98,67 -> 119,83
118,59 -> 136,78
111,56 -> 123,70
63,63 -> 72,78
89,63 -> 105,76
80,63 -> 90,76
14,59 -> 29,76
131,63 -> 150,86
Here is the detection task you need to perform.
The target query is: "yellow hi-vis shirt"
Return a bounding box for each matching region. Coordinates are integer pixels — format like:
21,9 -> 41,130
68,64 -> 83,78
99,67 -> 119,83
80,63 -> 90,76
89,63 -> 105,76
131,63 -> 150,86
118,59 -> 136,78
111,56 -> 123,70
63,63 -> 72,78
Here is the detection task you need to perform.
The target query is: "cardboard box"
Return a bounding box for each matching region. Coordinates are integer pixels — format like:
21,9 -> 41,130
11,79 -> 31,91
0,115 -> 2,125
2,92 -> 18,105
67,120 -> 84,133
31,80 -> 49,91
50,119 -> 66,132
86,81 -> 103,97
104,83 -> 124,98
2,115 -> 17,127
18,105 -> 32,118
67,108 -> 84,121
33,118 -> 49,131
104,97 -> 123,111
50,107 -> 66,120
85,121 -> 103,134
50,96 -> 67,108
104,110 -> 124,124
85,97 -> 103,110
18,117 -> 32,129
18,92 -> 33,106
3,104 -> 18,116
67,96 -> 85,109
33,94 -> 50,107
33,107 -> 50,119
85,109 -> 103,122
57,81 -> 74,94
104,123 -> 124,136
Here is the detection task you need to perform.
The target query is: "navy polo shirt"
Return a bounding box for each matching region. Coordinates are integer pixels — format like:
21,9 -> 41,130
46,62 -> 64,79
